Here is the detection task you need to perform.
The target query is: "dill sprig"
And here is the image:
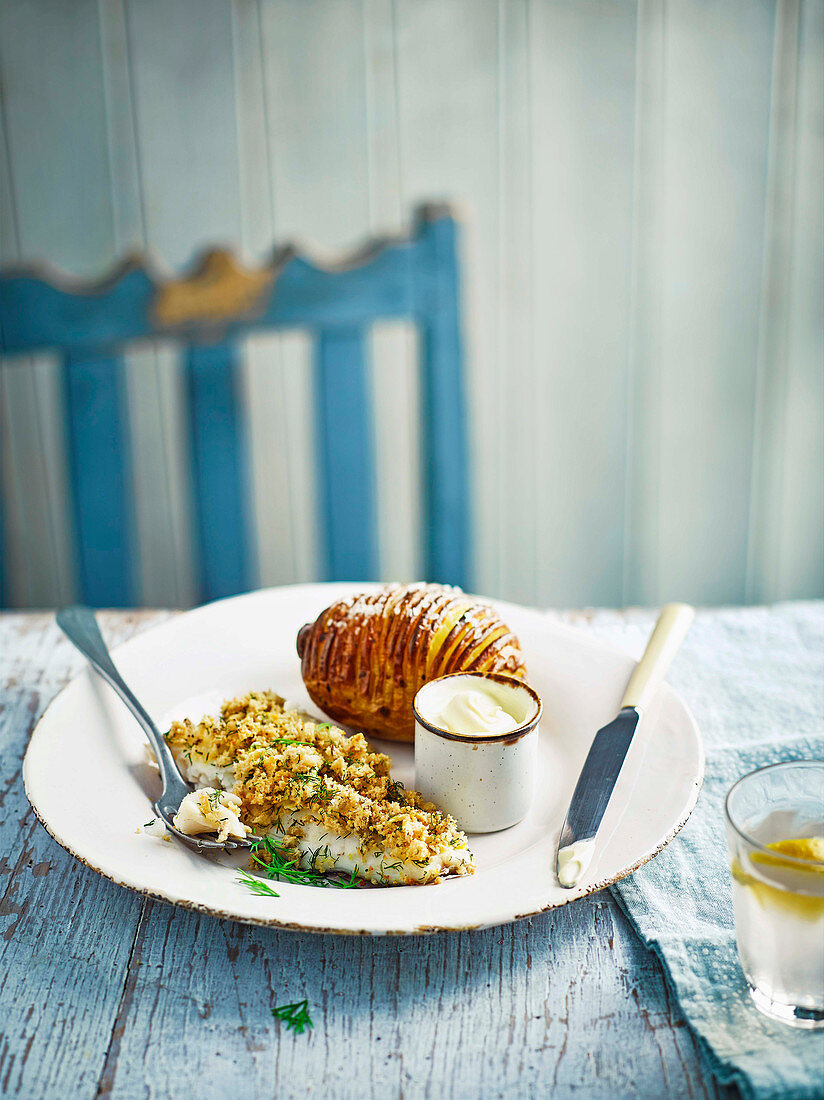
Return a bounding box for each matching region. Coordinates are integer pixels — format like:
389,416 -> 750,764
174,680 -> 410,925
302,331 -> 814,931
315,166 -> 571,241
272,998 -> 313,1035
286,770 -> 335,809
269,738 -> 314,747
240,836 -> 360,892
236,870 -> 281,897
386,779 -> 408,804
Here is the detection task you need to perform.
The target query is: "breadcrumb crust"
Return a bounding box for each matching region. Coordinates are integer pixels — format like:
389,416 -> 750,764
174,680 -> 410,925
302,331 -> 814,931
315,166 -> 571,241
165,691 -> 474,884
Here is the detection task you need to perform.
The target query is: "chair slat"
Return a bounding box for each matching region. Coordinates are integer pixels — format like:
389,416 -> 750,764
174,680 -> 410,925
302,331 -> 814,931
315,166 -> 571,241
2,209 -> 471,607
63,352 -> 135,606
186,343 -> 253,603
417,215 -> 471,588
315,328 -> 377,581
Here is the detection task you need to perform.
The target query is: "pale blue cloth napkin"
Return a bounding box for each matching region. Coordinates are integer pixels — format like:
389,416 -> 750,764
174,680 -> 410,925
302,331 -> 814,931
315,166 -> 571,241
584,602 -> 824,1100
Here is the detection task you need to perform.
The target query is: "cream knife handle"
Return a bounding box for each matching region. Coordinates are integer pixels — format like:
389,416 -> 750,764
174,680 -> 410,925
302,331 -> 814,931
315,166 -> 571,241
620,603 -> 695,712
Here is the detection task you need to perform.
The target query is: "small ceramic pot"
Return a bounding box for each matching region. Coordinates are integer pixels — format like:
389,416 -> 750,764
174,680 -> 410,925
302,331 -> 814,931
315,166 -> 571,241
413,673 -> 542,833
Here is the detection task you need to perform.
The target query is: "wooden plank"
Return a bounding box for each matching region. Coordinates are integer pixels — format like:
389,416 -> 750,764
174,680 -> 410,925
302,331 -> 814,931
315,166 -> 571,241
95,889 -> 724,1099
529,0 -> 637,609
0,11 -> 92,609
623,0 -> 666,606
0,243 -> 421,357
776,0 -> 824,600
0,609 -> 729,1099
369,322 -> 422,583
257,0 -> 388,587
0,100 -> 21,606
123,342 -> 195,608
0,612 -> 166,1100
654,0 -> 775,606
496,0 -> 537,605
0,435 -> 5,607
64,352 -> 135,607
0,364 -> 26,606
0,0 -> 113,274
257,0 -> 370,250
0,267 -> 154,357
314,328 -> 378,581
394,0 -> 499,595
27,356 -> 77,606
229,0 -> 275,263
747,0 -> 824,602
185,342 -> 253,602
99,0 -> 195,609
97,0 -> 144,253
745,0 -> 801,605
126,0 -> 244,606
278,336 -> 321,585
230,4 -> 319,589
241,331 -> 320,588
125,0 -> 241,268
362,0 -> 404,230
0,356 -> 77,609
363,2 -> 422,584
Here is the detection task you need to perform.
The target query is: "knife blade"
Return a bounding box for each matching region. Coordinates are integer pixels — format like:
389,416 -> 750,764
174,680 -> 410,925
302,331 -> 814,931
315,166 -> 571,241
555,603 -> 695,888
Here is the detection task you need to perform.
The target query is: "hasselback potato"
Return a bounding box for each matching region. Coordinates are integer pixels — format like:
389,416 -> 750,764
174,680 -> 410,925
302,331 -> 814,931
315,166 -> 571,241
296,583 -> 528,743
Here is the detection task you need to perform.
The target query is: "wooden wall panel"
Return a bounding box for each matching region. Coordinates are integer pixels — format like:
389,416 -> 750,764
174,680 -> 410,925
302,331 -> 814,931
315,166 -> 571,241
529,0 -> 638,608
256,0 -> 374,584
778,0 -> 824,600
254,0 -> 374,584
1,0 -> 821,609
125,0 -> 242,265
0,353 -> 75,607
259,0 -> 370,249
394,0 -> 501,595
0,0 -> 114,273
496,0 -> 536,606
655,0 -> 776,606
623,0 -> 666,607
231,0 -> 319,588
0,0 -> 111,606
369,321 -> 422,584
124,0 -> 246,590
363,1 -> 423,584
98,0 -> 194,608
747,0 -> 824,603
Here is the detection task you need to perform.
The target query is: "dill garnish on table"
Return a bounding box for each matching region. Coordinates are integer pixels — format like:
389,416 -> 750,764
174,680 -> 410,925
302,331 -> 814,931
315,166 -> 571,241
272,999 -> 313,1035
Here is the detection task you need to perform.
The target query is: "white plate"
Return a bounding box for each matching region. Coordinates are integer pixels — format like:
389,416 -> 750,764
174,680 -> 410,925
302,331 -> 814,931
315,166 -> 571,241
24,584 -> 704,935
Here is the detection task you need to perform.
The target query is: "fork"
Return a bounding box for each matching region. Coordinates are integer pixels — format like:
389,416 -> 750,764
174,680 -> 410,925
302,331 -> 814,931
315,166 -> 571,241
56,605 -> 257,852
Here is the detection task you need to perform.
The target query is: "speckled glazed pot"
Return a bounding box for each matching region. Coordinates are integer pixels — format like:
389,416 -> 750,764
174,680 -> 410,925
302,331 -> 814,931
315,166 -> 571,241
413,672 -> 543,833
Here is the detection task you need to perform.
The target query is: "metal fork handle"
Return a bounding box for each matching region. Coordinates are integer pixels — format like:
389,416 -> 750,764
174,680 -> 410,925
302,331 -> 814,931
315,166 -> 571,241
56,605 -> 191,809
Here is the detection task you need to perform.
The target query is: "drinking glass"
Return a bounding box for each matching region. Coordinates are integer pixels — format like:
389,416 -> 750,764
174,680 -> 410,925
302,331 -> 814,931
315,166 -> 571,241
725,760 -> 824,1028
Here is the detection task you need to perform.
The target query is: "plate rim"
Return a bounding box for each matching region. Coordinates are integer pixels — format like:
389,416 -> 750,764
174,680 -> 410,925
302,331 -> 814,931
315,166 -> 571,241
23,583 -> 705,935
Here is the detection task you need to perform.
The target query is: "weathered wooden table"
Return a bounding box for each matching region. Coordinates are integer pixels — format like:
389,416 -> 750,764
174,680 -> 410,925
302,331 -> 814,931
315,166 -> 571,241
1,611 -> 735,1100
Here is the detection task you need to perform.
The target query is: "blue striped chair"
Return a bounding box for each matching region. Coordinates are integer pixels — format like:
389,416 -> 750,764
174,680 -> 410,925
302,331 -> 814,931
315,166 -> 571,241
0,206 -> 470,608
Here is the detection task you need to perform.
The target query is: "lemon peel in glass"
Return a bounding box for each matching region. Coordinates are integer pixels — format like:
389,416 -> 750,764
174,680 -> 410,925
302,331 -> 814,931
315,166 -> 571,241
732,837 -> 824,920
755,836 -> 824,869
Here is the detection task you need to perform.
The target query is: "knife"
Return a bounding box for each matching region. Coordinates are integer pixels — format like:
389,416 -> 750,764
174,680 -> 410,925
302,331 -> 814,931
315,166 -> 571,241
555,602 -> 695,888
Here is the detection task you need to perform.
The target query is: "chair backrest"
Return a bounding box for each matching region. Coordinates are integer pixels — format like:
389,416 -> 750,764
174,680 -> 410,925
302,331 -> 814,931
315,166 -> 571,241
0,205 -> 470,607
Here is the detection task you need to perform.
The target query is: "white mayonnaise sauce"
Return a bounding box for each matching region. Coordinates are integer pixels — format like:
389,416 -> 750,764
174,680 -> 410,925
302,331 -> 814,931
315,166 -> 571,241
418,681 -> 521,737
